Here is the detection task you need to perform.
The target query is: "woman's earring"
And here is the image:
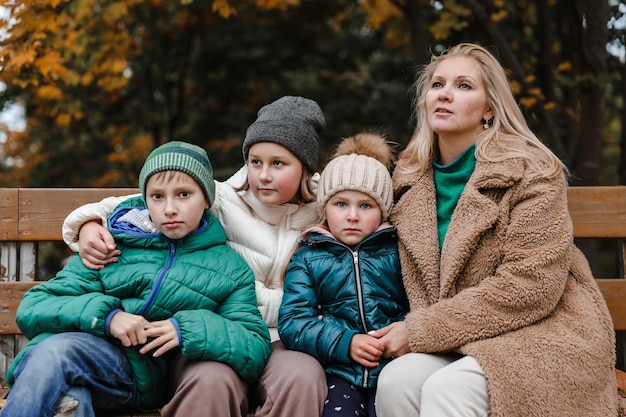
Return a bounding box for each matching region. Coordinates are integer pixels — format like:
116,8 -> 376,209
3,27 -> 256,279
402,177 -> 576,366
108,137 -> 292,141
483,120 -> 489,130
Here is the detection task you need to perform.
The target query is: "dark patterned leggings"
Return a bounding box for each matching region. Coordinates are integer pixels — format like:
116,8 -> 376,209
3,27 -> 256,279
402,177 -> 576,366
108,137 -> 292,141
322,374 -> 377,417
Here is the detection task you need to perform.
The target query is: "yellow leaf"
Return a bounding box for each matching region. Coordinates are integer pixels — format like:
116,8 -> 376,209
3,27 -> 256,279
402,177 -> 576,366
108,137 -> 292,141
34,51 -> 67,80
36,85 -> 63,100
256,0 -> 299,10
81,72 -> 94,86
103,2 -> 129,22
8,49 -> 37,70
510,80 -> 522,95
520,96 -> 538,108
556,61 -> 572,72
56,113 -> 71,127
212,0 -> 237,17
110,59 -> 127,74
65,70 -> 81,86
527,87 -> 543,98
491,10 -> 507,22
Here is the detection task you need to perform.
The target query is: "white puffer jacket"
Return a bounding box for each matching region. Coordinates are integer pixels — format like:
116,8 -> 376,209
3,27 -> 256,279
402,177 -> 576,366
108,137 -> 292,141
62,166 -> 320,341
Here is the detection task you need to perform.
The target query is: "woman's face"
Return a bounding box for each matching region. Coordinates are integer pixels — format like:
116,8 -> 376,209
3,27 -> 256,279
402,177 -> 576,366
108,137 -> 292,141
425,56 -> 493,145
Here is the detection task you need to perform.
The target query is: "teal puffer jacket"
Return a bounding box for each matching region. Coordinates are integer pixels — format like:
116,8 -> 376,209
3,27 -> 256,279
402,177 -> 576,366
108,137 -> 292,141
9,196 -> 271,409
278,225 -> 409,388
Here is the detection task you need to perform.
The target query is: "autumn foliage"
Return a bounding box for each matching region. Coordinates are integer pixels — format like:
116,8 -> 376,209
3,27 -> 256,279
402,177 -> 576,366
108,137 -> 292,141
0,0 -> 623,187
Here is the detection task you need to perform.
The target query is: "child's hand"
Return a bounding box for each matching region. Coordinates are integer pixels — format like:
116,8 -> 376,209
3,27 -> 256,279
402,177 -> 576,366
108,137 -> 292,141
79,221 -> 121,270
349,333 -> 385,367
140,320 -> 180,357
109,311 -> 149,347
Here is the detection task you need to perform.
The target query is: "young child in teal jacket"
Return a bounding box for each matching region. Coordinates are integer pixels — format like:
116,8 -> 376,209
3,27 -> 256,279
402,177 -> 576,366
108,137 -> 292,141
1,141 -> 271,417
278,133 -> 409,417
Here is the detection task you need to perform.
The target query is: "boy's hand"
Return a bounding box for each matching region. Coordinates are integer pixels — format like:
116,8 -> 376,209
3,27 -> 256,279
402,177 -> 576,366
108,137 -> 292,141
79,221 -> 121,270
140,320 -> 180,357
349,333 -> 385,367
109,311 -> 149,347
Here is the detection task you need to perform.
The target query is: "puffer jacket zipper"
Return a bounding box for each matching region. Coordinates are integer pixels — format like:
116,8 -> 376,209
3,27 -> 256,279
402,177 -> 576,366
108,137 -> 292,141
139,240 -> 176,315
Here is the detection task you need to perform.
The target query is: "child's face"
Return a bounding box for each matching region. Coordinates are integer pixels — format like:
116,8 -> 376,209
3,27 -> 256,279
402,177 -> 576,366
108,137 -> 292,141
325,190 -> 382,246
145,171 -> 209,240
246,142 -> 304,205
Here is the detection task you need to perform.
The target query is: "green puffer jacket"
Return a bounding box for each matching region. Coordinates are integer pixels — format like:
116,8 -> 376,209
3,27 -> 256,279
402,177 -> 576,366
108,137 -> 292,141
8,196 -> 271,409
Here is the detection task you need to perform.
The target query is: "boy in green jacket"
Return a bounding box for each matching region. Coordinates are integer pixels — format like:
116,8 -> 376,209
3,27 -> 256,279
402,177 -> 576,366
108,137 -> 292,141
1,141 -> 271,417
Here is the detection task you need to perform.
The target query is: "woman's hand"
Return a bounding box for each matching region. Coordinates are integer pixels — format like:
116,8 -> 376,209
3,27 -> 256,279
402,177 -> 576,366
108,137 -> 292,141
370,322 -> 411,358
78,221 -> 120,269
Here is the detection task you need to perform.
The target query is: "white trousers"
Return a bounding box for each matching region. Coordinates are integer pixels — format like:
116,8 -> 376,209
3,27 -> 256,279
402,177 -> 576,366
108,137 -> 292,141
375,353 -> 490,417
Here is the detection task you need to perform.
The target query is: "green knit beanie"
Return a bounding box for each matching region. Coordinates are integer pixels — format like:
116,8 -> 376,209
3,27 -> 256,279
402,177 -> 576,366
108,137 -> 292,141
139,141 -> 215,207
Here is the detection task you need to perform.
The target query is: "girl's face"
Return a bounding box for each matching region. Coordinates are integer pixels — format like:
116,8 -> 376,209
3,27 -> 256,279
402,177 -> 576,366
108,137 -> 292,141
145,171 -> 209,240
426,56 -> 492,146
247,142 -> 304,206
325,190 -> 382,246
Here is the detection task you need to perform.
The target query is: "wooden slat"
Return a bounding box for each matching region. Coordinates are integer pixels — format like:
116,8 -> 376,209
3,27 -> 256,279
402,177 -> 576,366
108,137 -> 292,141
0,282 -> 39,334
567,186 -> 626,238
596,279 -> 626,331
18,188 -> 138,241
0,190 -> 18,241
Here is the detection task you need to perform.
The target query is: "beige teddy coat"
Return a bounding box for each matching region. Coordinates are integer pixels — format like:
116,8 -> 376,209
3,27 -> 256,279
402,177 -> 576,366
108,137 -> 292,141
391,142 -> 618,417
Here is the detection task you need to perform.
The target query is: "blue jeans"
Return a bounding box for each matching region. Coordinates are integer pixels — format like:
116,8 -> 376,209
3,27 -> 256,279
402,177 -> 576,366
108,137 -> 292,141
1,332 -> 136,417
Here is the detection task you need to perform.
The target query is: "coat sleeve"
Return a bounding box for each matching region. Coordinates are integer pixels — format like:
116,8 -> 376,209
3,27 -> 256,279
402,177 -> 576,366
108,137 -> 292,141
278,250 -> 357,365
62,194 -> 138,252
16,256 -> 124,339
173,264 -> 272,383
404,175 -> 574,353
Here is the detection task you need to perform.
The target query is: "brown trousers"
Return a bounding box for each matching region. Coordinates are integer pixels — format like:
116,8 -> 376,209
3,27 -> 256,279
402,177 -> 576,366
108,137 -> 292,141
161,341 -> 327,417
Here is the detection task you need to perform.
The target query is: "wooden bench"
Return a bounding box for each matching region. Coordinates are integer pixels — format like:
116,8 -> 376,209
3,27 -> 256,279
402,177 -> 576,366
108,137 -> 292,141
0,186 -> 625,412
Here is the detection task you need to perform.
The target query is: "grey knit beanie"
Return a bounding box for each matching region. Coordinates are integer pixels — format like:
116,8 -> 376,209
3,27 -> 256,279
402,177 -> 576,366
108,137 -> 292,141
317,133 -> 394,220
242,96 -> 325,173
139,141 -> 215,207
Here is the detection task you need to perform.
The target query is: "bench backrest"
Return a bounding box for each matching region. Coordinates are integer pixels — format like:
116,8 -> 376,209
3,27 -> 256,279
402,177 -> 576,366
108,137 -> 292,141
0,186 -> 624,383
567,187 -> 626,330
0,188 -> 137,385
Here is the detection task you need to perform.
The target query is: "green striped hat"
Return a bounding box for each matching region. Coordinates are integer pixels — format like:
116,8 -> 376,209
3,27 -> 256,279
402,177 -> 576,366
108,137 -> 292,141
139,141 -> 215,207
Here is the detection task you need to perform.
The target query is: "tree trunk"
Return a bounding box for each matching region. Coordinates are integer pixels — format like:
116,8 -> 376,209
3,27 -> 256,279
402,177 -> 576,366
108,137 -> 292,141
403,0 -> 430,66
574,0 -> 609,186
619,61 -> 626,185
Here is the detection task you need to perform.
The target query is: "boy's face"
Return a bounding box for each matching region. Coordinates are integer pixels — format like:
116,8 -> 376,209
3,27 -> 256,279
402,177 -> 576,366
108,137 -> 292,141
325,190 -> 382,246
246,142 -> 304,205
145,171 -> 209,240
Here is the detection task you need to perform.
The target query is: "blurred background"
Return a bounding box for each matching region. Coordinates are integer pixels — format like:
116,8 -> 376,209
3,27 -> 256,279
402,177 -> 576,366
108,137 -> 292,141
0,0 -> 624,186
0,0 -> 625,277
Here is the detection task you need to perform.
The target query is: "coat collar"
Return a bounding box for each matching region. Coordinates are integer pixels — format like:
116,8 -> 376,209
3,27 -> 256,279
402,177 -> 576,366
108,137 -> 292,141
391,142 -> 527,300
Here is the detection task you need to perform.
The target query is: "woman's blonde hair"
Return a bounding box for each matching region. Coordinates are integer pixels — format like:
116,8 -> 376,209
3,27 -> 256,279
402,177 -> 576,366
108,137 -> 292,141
396,43 -> 565,179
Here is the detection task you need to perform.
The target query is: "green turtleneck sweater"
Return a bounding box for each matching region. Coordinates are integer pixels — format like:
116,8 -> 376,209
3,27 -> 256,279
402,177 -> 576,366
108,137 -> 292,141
433,144 -> 477,250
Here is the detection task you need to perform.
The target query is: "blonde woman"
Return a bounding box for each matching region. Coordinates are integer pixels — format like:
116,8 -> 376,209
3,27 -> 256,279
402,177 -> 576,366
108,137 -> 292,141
371,43 -> 618,417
